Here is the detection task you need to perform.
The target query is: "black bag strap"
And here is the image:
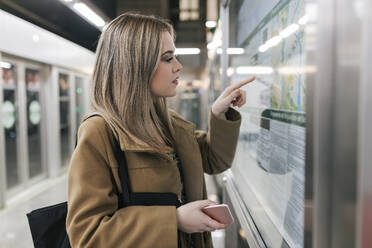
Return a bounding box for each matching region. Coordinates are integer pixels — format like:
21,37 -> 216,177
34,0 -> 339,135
84,113 -> 181,209
113,130 -> 181,208
129,192 -> 181,207
113,138 -> 131,207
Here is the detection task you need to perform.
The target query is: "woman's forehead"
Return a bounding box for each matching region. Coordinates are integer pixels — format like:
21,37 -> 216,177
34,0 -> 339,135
161,32 -> 175,53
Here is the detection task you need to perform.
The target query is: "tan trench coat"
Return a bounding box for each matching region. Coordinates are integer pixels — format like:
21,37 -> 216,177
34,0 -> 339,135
66,108 -> 241,248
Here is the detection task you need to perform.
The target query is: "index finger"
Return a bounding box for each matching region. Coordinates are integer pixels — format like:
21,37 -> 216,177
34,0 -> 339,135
229,76 -> 255,91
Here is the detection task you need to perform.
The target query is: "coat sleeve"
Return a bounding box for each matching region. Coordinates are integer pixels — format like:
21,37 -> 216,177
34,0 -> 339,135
66,118 -> 178,248
195,107 -> 242,175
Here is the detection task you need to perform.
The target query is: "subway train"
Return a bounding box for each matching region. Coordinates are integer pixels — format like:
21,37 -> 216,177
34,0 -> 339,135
0,0 -> 371,247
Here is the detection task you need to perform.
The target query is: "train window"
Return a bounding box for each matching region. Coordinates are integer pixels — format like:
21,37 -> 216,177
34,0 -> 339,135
26,67 -> 43,178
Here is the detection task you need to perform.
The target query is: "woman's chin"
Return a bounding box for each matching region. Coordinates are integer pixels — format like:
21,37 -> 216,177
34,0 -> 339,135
164,93 -> 176,98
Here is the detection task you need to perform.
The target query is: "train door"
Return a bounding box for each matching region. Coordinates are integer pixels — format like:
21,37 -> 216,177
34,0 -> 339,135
24,63 -> 47,182
1,60 -> 20,191
0,56 -> 47,198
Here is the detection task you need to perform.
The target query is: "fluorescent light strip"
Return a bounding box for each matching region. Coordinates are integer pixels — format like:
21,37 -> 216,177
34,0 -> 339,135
236,66 -> 274,75
258,21 -> 302,53
0,61 -> 11,69
298,15 -> 309,25
258,44 -> 269,53
175,48 -> 200,55
73,3 -> 105,28
279,24 -> 299,38
278,66 -> 317,74
216,48 -> 245,55
206,21 -> 216,28
266,36 -> 282,47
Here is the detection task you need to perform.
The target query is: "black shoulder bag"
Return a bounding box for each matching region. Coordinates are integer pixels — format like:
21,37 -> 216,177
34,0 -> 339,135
26,115 -> 181,248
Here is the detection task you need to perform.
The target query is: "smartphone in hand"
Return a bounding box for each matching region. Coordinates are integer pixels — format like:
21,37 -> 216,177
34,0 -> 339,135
202,204 -> 234,225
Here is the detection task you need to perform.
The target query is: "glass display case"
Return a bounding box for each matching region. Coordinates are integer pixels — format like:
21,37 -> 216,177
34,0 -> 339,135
228,0 -> 308,247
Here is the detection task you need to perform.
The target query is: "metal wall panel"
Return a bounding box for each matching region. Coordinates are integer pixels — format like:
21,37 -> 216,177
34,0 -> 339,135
16,62 -> 29,187
330,0 -> 361,246
68,71 -> 76,162
220,3 -> 229,90
0,52 -> 6,208
357,1 -> 372,247
45,66 -> 61,177
39,65 -> 50,178
311,0 -> 335,246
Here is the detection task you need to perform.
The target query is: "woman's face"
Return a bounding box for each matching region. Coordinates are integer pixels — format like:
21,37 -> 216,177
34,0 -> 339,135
150,32 -> 183,97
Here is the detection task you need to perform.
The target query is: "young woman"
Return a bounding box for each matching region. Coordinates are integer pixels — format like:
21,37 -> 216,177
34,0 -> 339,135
66,13 -> 254,248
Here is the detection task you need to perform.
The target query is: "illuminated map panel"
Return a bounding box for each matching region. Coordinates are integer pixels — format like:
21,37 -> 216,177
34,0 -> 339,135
229,0 -> 307,247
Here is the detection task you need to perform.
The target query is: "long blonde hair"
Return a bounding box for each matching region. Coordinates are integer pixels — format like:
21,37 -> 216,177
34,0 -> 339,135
91,12 -> 175,151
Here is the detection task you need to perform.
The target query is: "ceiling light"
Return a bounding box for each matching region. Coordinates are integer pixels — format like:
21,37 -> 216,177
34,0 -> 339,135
216,48 -> 245,55
32,34 -> 40,42
73,3 -> 105,28
205,21 -> 216,28
175,48 -> 200,55
0,61 -> 11,69
278,66 -> 317,74
236,66 -> 274,75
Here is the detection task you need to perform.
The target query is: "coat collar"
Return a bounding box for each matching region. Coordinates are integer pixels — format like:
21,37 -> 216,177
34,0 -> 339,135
114,110 -> 196,154
84,110 -> 195,153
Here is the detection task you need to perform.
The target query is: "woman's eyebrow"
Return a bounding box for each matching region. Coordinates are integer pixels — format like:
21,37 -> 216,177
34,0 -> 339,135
161,50 -> 174,56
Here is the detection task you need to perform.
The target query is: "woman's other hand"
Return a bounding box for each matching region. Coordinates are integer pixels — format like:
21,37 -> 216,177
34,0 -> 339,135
211,76 -> 255,119
177,200 -> 228,233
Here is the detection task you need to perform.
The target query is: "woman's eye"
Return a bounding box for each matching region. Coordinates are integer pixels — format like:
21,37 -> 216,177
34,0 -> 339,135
166,57 -> 174,63
175,55 -> 182,64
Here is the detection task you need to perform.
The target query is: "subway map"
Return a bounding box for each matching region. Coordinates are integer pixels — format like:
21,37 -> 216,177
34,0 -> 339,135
236,0 -> 306,112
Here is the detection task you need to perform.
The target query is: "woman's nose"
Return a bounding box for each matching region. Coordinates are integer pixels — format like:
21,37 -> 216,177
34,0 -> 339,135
173,57 -> 183,72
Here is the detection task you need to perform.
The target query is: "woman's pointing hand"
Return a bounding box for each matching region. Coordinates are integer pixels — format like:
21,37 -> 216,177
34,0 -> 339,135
211,76 -> 255,119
